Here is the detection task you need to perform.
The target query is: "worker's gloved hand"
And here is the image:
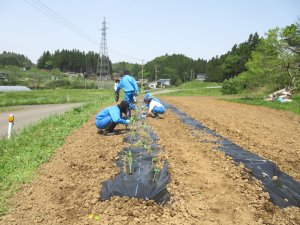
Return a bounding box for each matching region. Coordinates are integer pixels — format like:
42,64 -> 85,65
125,120 -> 130,125
133,96 -> 137,103
141,114 -> 147,118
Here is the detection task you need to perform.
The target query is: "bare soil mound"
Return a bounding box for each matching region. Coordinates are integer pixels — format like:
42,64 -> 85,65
1,96 -> 299,225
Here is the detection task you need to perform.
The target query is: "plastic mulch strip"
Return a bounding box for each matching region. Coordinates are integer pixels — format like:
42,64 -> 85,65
100,123 -> 170,204
166,103 -> 300,208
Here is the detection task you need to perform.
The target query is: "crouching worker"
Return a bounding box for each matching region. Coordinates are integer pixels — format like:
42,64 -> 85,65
95,100 -> 130,135
143,94 -> 165,118
143,91 -> 161,109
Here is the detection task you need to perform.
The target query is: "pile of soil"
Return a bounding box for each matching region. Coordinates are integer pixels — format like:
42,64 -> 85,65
1,96 -> 299,224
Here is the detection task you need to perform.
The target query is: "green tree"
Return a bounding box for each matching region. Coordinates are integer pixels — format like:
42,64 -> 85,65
223,20 -> 300,95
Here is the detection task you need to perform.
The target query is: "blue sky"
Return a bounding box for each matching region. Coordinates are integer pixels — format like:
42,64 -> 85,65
0,0 -> 299,64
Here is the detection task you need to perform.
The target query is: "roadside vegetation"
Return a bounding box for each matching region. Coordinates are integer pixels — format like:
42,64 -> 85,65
0,97 -> 111,215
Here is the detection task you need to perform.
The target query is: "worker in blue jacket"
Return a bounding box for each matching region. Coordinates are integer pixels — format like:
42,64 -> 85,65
143,91 -> 161,109
115,70 -> 139,115
143,94 -> 165,118
95,100 -> 130,135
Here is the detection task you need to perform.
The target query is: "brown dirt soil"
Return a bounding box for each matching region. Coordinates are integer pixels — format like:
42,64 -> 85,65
1,96 -> 299,225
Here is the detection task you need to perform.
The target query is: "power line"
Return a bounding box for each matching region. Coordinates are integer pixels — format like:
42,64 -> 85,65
34,0 -> 98,44
25,0 -> 145,63
25,0 -> 99,45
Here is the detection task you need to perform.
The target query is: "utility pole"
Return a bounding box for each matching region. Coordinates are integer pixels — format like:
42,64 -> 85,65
96,17 -> 110,89
155,65 -> 158,83
141,60 -> 144,92
85,57 -> 87,90
190,69 -> 194,81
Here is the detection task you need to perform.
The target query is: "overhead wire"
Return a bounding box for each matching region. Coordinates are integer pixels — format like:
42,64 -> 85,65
25,0 -> 99,45
25,0 -> 145,63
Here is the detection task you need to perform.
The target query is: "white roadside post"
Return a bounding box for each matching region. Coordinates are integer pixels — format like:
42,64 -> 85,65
7,114 -> 14,139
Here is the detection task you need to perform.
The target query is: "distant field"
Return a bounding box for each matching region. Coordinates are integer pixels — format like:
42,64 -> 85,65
160,81 -> 222,96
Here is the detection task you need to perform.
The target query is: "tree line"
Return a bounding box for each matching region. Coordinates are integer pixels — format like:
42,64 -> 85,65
0,35 -> 261,87
0,52 -> 33,68
37,49 -> 108,75
222,20 -> 300,94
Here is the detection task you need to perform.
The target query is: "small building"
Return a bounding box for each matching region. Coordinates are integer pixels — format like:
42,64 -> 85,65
0,72 -> 7,82
137,78 -> 148,88
196,73 -> 206,81
157,79 -> 171,87
147,81 -> 157,89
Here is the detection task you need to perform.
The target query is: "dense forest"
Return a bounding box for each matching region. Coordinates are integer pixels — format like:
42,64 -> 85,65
36,49 -> 111,75
0,52 -> 33,68
1,19 -> 299,93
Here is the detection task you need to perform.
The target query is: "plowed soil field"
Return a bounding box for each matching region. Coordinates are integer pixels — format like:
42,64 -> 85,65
1,96 -> 300,225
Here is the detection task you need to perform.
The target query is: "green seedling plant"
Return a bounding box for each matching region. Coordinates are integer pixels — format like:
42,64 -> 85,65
152,167 -> 161,182
129,114 -> 140,128
152,157 -> 158,167
128,130 -> 137,143
134,139 -> 153,153
145,144 -> 153,153
123,150 -> 134,175
141,124 -> 150,132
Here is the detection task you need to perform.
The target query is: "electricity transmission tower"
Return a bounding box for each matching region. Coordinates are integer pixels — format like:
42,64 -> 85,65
96,17 -> 110,88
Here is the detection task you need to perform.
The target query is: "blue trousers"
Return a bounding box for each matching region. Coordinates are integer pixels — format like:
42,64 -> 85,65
125,91 -> 136,110
152,106 -> 165,114
95,116 -> 117,132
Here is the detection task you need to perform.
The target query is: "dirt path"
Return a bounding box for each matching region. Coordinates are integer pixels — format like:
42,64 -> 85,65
0,96 -> 299,224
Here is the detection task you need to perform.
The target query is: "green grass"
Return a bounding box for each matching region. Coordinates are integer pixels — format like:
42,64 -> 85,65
0,89 -> 115,107
224,94 -> 300,115
160,81 -> 222,96
178,81 -> 222,89
0,97 -> 111,215
0,106 -> 25,113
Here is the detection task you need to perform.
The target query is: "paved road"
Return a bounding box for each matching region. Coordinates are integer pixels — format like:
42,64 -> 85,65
0,103 -> 82,138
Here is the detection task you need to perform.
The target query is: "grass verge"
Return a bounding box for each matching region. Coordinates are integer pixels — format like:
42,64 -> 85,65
0,89 -> 114,107
0,98 -> 111,215
160,81 -> 222,97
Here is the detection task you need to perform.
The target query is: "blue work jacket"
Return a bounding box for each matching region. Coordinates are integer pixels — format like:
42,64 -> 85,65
116,75 -> 139,94
95,105 -> 127,128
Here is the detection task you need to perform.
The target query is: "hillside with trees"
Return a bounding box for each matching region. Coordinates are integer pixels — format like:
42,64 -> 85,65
0,52 -> 33,68
222,20 -> 300,95
205,33 -> 260,82
142,54 -> 206,86
37,49 -> 111,75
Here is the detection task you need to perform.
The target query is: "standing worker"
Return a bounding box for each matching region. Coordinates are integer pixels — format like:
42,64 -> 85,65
115,70 -> 139,116
95,100 -> 130,135
114,78 -> 120,102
